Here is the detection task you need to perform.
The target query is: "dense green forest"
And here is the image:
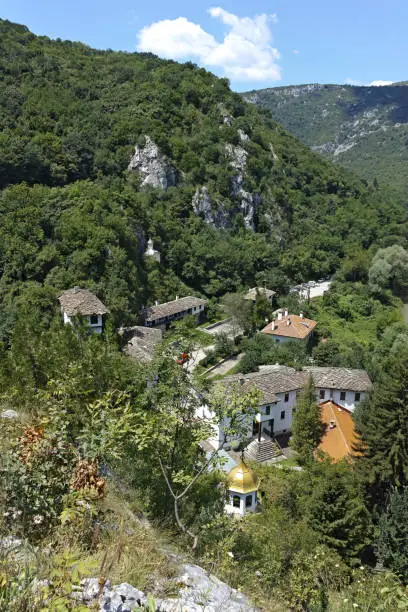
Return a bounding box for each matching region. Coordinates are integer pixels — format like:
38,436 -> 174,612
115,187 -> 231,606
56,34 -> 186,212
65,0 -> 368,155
0,19 -> 407,339
243,83 -> 408,196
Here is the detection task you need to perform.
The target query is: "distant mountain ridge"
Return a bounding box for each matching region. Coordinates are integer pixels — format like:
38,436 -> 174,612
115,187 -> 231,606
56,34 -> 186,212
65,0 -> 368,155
243,83 -> 408,196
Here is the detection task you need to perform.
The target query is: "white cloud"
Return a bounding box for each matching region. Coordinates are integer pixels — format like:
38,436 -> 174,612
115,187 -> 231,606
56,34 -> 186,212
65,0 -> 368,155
369,80 -> 393,86
137,7 -> 281,82
293,49 -> 300,55
345,77 -> 393,86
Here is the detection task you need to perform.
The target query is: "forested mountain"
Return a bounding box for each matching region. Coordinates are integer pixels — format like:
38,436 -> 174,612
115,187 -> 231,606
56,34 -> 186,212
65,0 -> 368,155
243,83 -> 408,195
0,19 -> 406,338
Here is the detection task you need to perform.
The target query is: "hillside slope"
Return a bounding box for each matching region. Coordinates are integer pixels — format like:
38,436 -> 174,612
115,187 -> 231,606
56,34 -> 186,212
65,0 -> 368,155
0,20 -> 406,337
244,83 -> 408,195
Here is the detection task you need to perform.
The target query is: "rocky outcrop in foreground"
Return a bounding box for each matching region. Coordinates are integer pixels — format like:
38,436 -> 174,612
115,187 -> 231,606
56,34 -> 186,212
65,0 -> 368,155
77,563 -> 256,611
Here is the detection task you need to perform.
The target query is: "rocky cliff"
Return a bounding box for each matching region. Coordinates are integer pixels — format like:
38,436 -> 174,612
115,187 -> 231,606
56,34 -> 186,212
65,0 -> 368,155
243,83 -> 408,195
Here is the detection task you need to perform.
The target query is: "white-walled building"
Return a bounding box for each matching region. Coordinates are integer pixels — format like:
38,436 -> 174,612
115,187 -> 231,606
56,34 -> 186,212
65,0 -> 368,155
261,311 -> 317,344
143,296 -> 207,330
58,287 -> 109,334
207,365 -> 372,449
225,461 -> 259,516
145,238 -> 161,263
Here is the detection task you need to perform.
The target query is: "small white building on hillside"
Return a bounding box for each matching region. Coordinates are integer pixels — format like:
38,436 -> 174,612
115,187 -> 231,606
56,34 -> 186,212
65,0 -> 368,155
225,461 -> 259,517
145,238 -> 160,263
58,287 -> 109,334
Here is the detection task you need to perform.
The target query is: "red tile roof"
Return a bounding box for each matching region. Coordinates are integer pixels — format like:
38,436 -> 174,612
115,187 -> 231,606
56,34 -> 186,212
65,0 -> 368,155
261,314 -> 317,340
317,400 -> 359,462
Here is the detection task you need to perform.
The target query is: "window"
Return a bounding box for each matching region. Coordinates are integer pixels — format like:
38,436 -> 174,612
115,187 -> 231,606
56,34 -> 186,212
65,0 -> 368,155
340,391 -> 346,401
355,392 -> 361,402
280,410 -> 285,420
319,389 -> 325,400
246,495 -> 253,508
284,393 -> 289,402
232,495 -> 240,508
292,408 -> 296,414
265,405 -> 271,415
90,314 -> 98,325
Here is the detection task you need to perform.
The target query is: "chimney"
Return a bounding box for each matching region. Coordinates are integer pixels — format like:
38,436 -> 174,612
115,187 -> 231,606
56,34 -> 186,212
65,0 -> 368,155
155,300 -> 159,306
277,311 -> 282,321
284,309 -> 288,317
271,320 -> 275,331
329,419 -> 336,429
175,295 -> 179,300
286,318 -> 291,326
300,312 -> 304,319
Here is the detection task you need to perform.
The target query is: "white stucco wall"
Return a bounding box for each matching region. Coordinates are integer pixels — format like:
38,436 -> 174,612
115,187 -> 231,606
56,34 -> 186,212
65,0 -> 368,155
62,311 -> 103,334
315,388 -> 366,412
225,490 -> 257,516
199,385 -> 367,448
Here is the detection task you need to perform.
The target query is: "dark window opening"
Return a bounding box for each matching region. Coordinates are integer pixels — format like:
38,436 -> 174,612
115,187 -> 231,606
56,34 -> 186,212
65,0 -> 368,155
319,389 -> 325,400
90,314 -> 98,325
340,391 -> 346,401
246,495 -> 253,507
280,410 -> 285,420
232,495 -> 240,508
355,392 -> 361,402
265,405 -> 271,415
284,393 -> 289,402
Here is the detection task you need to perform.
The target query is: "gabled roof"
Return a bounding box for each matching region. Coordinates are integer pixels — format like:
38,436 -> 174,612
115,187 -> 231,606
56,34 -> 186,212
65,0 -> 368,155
222,365 -> 304,404
58,287 -> 109,316
123,326 -> 162,362
244,287 -> 276,301
317,400 -> 359,461
221,365 -> 372,404
304,367 -> 372,392
143,296 -> 207,323
261,314 -> 317,339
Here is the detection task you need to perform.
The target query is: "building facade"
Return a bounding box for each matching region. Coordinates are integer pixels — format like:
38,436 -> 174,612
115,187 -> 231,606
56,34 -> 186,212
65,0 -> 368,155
143,296 -> 207,330
207,365 -> 372,449
58,287 -> 109,334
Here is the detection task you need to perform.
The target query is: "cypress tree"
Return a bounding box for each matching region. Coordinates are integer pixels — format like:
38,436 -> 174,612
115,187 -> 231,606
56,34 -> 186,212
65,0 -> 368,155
377,487 -> 408,582
354,347 -> 408,509
291,376 -> 322,462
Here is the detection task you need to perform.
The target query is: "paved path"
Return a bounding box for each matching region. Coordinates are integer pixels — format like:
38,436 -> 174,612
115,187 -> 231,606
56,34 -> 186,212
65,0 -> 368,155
207,353 -> 243,378
203,319 -> 243,339
186,345 -> 215,373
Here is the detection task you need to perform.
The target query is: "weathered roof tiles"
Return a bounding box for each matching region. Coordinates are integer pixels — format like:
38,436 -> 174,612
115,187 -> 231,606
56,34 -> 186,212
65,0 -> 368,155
58,287 -> 109,316
143,296 -> 207,323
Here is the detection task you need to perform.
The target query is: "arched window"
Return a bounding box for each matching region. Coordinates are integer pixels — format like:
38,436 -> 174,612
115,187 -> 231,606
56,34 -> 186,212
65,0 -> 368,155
232,495 -> 240,508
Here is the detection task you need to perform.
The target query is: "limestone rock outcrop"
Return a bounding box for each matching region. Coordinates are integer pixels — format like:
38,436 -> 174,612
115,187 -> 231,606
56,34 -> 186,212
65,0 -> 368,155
128,136 -> 177,190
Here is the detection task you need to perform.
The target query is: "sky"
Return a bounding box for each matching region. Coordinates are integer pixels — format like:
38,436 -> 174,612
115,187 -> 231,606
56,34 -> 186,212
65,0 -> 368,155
1,0 -> 407,91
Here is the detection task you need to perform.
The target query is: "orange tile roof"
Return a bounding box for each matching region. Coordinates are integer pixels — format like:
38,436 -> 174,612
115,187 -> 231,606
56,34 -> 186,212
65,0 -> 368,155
261,314 -> 317,340
317,400 -> 358,462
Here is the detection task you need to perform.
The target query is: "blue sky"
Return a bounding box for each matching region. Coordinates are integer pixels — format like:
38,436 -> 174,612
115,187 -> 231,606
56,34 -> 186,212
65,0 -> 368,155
2,0 -> 407,91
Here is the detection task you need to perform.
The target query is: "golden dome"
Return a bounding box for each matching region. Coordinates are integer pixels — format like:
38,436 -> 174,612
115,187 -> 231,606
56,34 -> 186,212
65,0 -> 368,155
228,461 -> 259,494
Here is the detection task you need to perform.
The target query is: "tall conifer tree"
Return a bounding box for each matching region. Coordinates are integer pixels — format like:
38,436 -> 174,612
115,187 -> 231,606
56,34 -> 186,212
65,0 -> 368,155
291,376 -> 322,462
354,347 -> 408,509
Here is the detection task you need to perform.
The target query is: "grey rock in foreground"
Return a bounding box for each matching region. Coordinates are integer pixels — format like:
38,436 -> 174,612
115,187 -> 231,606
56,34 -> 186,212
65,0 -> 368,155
128,136 -> 177,190
156,563 -> 257,612
1,409 -> 18,419
77,564 -> 256,611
